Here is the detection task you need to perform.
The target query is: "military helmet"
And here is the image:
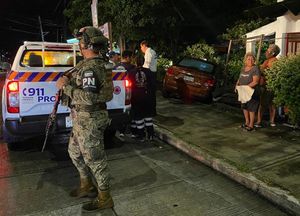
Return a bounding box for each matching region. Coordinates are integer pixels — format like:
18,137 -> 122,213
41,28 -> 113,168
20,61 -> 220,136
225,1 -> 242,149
74,26 -> 108,48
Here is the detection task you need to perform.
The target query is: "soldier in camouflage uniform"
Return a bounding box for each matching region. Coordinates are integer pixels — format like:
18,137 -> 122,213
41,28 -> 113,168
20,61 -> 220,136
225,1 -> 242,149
56,26 -> 114,212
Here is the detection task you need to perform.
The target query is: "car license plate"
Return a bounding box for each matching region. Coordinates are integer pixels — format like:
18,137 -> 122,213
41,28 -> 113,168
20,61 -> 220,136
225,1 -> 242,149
65,116 -> 73,128
184,75 -> 194,82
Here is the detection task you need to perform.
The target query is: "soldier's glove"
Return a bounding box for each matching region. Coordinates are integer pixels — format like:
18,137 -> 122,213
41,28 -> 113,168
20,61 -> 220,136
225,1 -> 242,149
56,76 -> 69,90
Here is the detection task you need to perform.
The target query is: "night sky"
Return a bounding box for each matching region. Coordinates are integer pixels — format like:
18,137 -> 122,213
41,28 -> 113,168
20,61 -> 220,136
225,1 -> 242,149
0,0 -> 68,59
0,0 -> 259,61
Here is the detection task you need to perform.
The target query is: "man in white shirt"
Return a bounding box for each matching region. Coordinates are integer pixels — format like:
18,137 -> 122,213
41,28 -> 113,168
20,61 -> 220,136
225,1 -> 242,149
140,40 -> 157,115
140,40 -> 157,72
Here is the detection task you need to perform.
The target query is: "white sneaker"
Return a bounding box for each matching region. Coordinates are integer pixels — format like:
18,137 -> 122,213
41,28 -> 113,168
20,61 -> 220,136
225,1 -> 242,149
254,123 -> 262,128
148,135 -> 154,141
119,133 -> 125,137
136,136 -> 145,142
131,134 -> 138,138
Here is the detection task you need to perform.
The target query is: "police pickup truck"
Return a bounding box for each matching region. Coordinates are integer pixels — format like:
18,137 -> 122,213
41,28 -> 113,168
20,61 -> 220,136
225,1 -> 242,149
2,41 -> 131,149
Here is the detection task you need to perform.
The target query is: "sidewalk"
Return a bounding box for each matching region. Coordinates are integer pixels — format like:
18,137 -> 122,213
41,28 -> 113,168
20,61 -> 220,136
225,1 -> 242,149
154,94 -> 300,216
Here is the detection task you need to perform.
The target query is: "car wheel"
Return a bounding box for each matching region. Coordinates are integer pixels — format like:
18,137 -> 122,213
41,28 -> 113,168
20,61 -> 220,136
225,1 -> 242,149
162,78 -> 171,98
3,126 -> 22,150
203,94 -> 213,104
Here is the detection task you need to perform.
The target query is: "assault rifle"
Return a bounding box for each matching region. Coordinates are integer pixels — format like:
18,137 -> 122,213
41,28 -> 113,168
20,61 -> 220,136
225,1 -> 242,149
41,67 -> 78,152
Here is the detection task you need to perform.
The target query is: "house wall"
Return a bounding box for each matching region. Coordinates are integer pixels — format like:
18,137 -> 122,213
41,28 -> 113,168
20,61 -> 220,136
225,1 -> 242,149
246,11 -> 300,57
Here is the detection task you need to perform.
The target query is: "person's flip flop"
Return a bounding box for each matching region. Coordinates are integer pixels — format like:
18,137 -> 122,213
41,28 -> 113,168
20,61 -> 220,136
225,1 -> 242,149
245,126 -> 255,132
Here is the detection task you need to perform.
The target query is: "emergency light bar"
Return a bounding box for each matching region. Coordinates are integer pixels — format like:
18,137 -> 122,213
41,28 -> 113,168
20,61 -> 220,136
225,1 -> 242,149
67,38 -> 79,44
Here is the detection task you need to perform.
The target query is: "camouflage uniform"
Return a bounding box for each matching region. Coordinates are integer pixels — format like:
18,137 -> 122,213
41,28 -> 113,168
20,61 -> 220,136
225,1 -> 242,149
63,57 -> 113,191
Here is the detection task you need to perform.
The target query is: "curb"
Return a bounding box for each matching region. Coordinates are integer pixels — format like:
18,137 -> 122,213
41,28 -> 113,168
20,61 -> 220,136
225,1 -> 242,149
154,125 -> 300,216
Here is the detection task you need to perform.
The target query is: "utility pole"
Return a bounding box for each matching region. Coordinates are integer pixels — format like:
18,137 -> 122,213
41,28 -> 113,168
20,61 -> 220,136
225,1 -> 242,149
38,16 -> 44,42
63,0 -> 67,41
91,0 -> 113,51
91,0 -> 99,28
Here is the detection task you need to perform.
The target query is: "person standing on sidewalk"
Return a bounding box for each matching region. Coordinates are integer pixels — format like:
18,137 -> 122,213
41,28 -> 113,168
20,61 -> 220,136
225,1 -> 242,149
255,44 -> 280,128
140,40 -> 157,115
114,50 -> 136,137
235,52 -> 260,131
128,55 -> 155,141
56,26 -> 114,212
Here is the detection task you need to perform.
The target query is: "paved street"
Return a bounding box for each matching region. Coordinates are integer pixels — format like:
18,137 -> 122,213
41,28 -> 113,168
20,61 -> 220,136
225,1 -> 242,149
0,133 -> 289,216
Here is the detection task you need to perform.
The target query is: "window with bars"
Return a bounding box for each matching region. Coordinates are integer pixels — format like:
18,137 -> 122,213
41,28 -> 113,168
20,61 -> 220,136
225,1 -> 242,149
286,32 -> 300,56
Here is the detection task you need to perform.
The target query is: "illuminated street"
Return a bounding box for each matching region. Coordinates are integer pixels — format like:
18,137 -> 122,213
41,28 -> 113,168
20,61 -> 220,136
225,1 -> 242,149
0,135 -> 288,216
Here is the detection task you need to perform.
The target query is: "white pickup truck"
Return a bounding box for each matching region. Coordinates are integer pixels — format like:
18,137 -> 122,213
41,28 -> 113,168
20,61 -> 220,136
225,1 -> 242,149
2,41 -> 131,149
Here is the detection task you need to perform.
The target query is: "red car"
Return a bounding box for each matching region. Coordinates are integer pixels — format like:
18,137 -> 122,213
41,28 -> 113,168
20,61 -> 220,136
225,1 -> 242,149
162,57 -> 216,102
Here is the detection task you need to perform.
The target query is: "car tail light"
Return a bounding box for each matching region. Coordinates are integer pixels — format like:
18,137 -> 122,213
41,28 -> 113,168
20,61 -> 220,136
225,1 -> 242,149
125,78 -> 131,105
125,79 -> 131,88
204,79 -> 215,87
7,81 -> 20,113
166,67 -> 174,75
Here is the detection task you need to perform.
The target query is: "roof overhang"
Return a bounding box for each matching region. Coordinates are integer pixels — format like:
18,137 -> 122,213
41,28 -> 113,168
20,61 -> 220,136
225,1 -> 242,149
244,0 -> 300,18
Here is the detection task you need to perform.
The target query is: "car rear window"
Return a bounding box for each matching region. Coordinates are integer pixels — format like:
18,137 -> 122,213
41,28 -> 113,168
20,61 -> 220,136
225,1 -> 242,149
20,50 -> 81,67
178,58 -> 214,74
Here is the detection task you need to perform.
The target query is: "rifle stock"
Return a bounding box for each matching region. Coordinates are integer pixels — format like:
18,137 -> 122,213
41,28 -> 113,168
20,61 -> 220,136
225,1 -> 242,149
41,66 -> 78,152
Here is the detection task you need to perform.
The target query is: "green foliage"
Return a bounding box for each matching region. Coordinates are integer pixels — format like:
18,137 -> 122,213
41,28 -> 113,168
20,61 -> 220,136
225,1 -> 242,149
64,0 -> 92,31
183,41 -> 221,64
157,56 -> 172,82
219,18 -> 267,83
64,0 -> 182,58
227,58 -> 243,82
220,19 -> 268,40
99,0 -> 153,40
265,55 -> 300,124
224,45 -> 248,83
219,17 -> 270,84
64,0 -> 261,60
255,41 -> 269,64
99,0 -> 183,58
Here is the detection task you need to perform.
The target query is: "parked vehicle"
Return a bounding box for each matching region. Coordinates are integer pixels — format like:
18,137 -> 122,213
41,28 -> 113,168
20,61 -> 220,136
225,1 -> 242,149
162,57 -> 216,102
2,41 -> 131,149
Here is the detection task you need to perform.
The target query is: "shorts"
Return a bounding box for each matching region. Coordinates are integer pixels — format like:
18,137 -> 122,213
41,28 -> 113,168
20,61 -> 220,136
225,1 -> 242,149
260,86 -> 274,108
241,98 -> 259,112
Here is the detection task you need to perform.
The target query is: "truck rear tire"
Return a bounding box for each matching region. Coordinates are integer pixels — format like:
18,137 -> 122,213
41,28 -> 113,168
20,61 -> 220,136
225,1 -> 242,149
7,142 -> 19,151
3,126 -> 22,150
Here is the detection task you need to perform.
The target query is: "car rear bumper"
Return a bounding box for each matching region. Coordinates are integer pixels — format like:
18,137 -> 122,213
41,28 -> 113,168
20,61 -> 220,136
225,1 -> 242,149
163,77 -> 214,98
5,113 -> 71,137
4,108 -> 131,139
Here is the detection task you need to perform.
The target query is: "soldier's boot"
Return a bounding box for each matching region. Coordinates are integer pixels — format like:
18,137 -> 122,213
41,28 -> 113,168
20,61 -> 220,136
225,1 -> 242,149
69,177 -> 97,198
82,190 -> 114,212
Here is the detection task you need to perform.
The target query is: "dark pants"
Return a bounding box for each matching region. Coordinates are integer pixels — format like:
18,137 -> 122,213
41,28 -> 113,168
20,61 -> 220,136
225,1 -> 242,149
131,117 -> 154,138
150,72 -> 157,116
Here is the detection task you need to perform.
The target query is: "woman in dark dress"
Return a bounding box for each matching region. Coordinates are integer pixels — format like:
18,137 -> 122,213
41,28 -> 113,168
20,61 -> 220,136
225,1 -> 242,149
235,52 -> 260,131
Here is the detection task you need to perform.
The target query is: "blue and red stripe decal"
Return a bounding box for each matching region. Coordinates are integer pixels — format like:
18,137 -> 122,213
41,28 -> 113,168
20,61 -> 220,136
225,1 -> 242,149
8,71 -> 64,82
112,72 -> 127,81
8,71 -> 127,82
